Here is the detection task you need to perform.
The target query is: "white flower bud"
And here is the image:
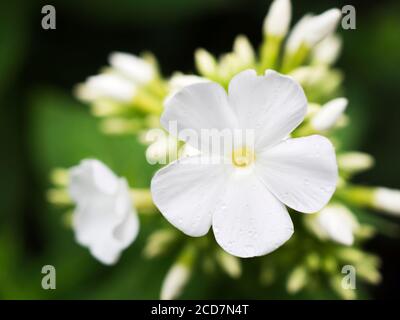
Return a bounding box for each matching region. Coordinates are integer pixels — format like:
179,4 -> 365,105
76,73 -> 136,103
160,264 -> 190,300
143,229 -> 177,258
263,0 -> 292,37
312,34 -> 342,65
218,53 -> 241,79
311,97 -> 348,131
146,135 -> 179,165
286,9 -> 341,53
91,100 -> 123,117
304,9 -> 342,47
233,35 -> 255,65
306,102 -> 321,117
287,266 -> 307,294
195,49 -> 217,77
373,188 -> 400,215
215,250 -> 242,278
286,14 -> 314,53
109,52 -> 156,84
337,152 -> 374,173
315,204 -> 359,246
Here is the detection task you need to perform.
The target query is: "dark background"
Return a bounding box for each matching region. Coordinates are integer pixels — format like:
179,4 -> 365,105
1,0 -> 399,298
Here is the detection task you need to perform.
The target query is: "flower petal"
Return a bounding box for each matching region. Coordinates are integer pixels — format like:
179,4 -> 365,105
212,173 -> 293,258
151,155 -> 230,237
73,187 -> 133,265
228,69 -> 307,151
69,159 -> 119,200
112,179 -> 140,248
161,82 -> 238,151
256,135 -> 338,213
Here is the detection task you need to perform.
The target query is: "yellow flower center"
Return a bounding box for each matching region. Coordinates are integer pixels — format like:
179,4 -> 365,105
232,147 -> 255,168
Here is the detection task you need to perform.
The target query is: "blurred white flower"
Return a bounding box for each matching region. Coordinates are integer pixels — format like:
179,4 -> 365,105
263,0 -> 292,37
68,159 -> 139,265
311,97 -> 348,131
312,204 -> 359,245
373,188 -> 400,215
109,52 -> 156,84
151,69 -> 337,258
76,73 -> 135,103
76,52 -> 156,104
286,9 -> 341,53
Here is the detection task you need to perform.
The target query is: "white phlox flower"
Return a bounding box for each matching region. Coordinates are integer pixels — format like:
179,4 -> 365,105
151,69 -> 338,258
69,159 -> 139,265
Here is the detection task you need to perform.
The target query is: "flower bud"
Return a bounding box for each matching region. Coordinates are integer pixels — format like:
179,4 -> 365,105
109,52 -> 156,84
373,187 -> 400,215
311,97 -> 348,131
315,204 -> 359,246
160,246 -> 195,300
263,0 -> 292,37
76,73 -> 136,103
337,152 -> 374,174
312,34 -> 342,65
215,249 -> 242,278
195,49 -> 217,77
143,229 -> 177,258
233,35 -> 255,66
286,9 -> 341,53
304,9 -> 341,47
285,14 -> 313,53
287,266 -> 307,294
160,264 -> 190,300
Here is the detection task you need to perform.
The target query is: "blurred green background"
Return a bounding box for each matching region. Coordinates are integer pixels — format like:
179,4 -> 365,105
1,0 -> 399,299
